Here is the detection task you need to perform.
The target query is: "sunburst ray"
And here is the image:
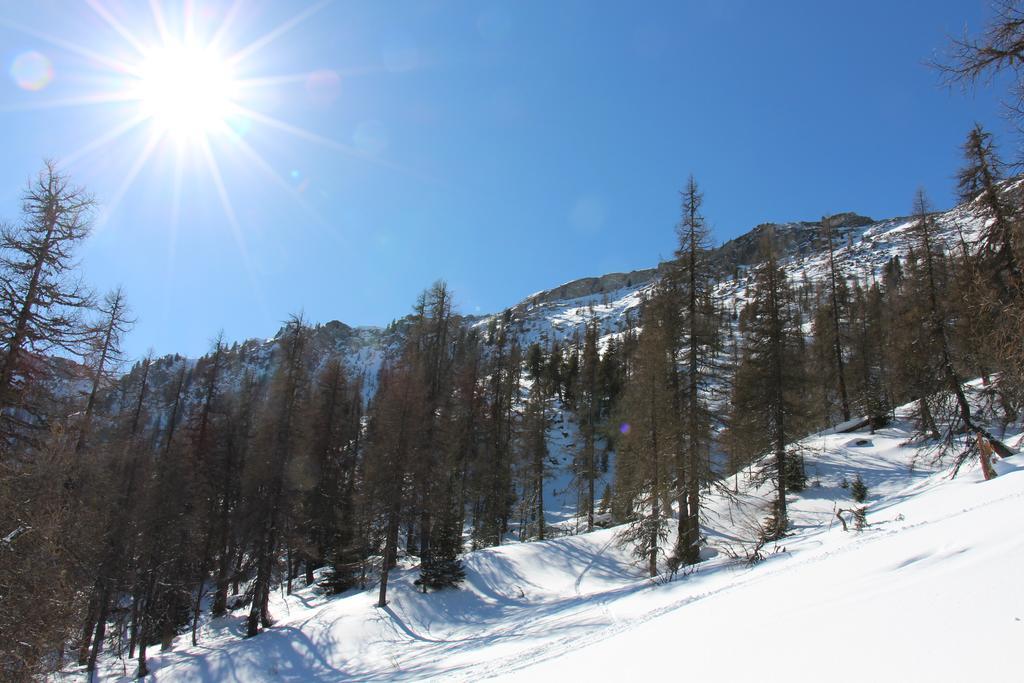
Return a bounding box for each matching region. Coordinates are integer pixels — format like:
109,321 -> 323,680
60,113 -> 149,168
85,0 -> 148,56
99,127 -> 165,230
227,0 -> 331,67
232,104 -> 435,183
198,135 -> 271,322
0,91 -> 138,113
0,17 -> 137,74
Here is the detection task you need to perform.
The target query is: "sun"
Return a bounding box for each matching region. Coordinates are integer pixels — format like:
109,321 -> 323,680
134,44 -> 235,139
2,0 -> 411,243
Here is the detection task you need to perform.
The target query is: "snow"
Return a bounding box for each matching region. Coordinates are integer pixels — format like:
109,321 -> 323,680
79,410 -> 1024,682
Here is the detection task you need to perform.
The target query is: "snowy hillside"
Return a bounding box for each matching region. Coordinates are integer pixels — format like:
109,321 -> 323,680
81,400 -> 1024,682
486,200 -> 990,353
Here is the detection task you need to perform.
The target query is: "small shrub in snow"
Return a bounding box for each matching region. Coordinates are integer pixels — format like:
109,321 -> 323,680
853,506 -> 868,532
851,474 -> 868,503
833,505 -> 869,533
598,483 -> 612,515
762,500 -> 787,541
417,542 -> 465,591
785,454 -> 807,493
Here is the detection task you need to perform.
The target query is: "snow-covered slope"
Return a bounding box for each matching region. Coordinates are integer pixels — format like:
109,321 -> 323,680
83,404 -> 1024,682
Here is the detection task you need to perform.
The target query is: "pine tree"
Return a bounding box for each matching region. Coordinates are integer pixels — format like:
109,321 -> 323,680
822,216 -> 852,422
938,3 -> 1024,128
670,175 -> 719,566
577,316 -> 600,532
731,234 -> 808,537
614,290 -> 676,577
0,162 -> 96,449
907,190 -> 1012,463
135,361 -> 195,676
956,124 -> 1024,401
76,287 -> 133,452
303,358 -> 352,583
245,316 -> 310,636
371,361 -> 424,607
521,376 -> 549,540
210,370 -> 258,616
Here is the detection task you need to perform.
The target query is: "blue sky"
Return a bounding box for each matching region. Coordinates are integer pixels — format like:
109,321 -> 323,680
0,1 -> 1013,359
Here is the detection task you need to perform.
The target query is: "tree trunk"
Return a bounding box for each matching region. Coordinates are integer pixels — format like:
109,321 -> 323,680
86,587 -> 110,675
377,503 -> 401,608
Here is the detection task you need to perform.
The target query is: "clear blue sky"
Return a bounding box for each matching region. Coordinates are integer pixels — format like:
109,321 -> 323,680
0,1 -> 1013,359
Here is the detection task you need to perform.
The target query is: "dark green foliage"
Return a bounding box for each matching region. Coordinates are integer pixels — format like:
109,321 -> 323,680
728,234 -> 810,536
417,531 -> 466,592
785,453 -> 807,493
851,474 -> 868,503
852,506 -> 868,532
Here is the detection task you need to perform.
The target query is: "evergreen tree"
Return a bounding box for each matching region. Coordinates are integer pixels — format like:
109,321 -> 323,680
822,216 -> 852,421
0,162 -> 96,449
367,358 -> 427,607
520,373 -> 549,540
906,190 -> 1012,462
245,316 -> 310,636
614,290 -> 676,577
76,286 -> 133,452
577,316 -> 600,532
670,175 -> 719,566
956,124 -> 1024,401
730,235 -> 809,537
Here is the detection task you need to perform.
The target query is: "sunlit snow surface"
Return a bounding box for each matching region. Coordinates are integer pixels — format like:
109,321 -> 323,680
79,404 -> 1024,682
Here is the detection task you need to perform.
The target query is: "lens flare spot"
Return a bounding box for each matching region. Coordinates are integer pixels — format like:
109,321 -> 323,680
305,69 -> 341,105
570,195 -> 608,232
225,112 -> 252,137
620,423 -> 631,435
353,120 -> 389,156
381,34 -> 419,72
10,51 -> 54,91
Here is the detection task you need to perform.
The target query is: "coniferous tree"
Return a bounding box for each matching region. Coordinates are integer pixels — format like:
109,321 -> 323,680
135,362 -> 194,676
577,316 -> 600,532
614,290 -> 676,576
956,124 -> 1024,402
76,287 -> 133,452
210,370 -> 258,616
521,373 -> 549,540
671,175 -> 719,566
730,235 -> 808,537
822,216 -> 852,422
939,2 -> 1024,127
302,357 -> 360,588
369,360 -> 426,607
245,316 -> 310,636
181,336 -> 229,645
0,162 -> 96,449
906,190 -> 1012,462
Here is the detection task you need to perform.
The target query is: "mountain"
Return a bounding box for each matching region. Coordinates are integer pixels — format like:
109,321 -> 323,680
110,193 -> 985,409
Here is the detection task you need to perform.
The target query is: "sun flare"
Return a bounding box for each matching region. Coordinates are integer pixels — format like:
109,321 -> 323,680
2,0 -> 384,240
134,44 -> 235,138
